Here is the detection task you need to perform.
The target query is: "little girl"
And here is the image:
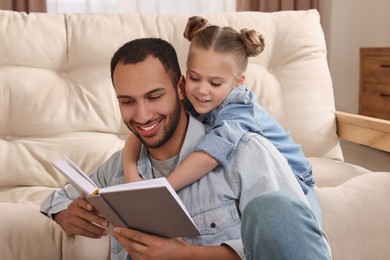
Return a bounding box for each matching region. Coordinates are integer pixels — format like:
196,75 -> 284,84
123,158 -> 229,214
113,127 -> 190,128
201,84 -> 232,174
123,16 -> 320,222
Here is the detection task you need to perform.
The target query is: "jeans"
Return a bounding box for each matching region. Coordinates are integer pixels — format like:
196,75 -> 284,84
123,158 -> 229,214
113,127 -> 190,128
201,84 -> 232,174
241,191 -> 331,260
306,186 -> 322,225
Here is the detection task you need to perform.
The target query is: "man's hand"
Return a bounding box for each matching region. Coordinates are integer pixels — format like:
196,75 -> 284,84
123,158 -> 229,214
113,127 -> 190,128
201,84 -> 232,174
112,227 -> 240,260
112,227 -> 190,260
54,196 -> 109,238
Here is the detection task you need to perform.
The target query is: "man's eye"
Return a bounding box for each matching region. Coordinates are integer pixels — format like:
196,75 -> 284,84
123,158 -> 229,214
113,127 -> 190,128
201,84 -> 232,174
118,99 -> 134,106
149,95 -> 162,100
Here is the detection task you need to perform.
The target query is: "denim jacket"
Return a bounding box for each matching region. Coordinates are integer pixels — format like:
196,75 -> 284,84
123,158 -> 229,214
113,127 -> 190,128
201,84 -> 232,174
41,115 -> 308,260
185,86 -> 314,193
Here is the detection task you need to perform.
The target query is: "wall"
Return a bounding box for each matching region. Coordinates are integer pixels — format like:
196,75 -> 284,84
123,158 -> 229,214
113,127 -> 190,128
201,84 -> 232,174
320,0 -> 390,113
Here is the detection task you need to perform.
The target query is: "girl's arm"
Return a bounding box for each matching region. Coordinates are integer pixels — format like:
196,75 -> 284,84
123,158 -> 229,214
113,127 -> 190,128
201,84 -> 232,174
123,134 -> 143,183
167,151 -> 218,191
194,101 -> 260,166
184,91 -> 260,167
169,92 -> 259,191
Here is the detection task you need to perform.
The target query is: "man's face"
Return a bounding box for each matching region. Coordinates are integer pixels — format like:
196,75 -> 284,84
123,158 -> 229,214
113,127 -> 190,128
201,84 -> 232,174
113,56 -> 184,149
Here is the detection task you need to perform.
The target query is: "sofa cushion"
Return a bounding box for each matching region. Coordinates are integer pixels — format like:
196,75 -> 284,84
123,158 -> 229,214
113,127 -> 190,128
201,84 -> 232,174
309,157 -> 370,187
316,172 -> 390,260
0,201 -> 109,260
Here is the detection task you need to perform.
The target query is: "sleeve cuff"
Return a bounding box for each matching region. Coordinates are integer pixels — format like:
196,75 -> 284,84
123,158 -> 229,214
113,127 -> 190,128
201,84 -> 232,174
194,134 -> 236,166
221,239 -> 246,259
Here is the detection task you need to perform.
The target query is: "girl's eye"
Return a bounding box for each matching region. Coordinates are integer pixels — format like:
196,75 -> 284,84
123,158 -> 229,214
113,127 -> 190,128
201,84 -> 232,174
211,82 -> 222,87
189,76 -> 199,82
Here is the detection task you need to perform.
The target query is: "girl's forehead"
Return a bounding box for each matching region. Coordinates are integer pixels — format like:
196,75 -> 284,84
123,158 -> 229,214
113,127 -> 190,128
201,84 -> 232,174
189,47 -> 237,68
189,47 -> 235,61
190,46 -> 218,55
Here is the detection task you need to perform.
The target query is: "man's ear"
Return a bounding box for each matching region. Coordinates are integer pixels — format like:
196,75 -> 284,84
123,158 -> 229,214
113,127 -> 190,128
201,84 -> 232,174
177,75 -> 186,100
236,73 -> 245,86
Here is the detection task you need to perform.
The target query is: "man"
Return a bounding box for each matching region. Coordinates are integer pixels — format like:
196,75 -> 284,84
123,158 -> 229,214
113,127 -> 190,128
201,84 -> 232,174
41,38 -> 330,259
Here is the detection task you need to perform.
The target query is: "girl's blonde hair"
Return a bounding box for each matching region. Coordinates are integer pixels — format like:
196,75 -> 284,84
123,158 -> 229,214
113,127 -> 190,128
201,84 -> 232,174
183,16 -> 265,76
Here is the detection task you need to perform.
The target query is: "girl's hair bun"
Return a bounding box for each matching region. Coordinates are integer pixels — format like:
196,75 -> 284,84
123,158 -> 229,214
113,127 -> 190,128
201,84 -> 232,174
183,16 -> 211,41
239,29 -> 265,57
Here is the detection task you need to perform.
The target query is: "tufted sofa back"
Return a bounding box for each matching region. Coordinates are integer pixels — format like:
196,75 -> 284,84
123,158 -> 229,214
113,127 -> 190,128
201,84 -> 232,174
0,10 -> 342,203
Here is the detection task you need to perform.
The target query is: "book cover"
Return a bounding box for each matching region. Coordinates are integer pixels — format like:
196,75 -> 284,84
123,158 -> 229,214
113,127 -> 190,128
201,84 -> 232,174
51,157 -> 200,238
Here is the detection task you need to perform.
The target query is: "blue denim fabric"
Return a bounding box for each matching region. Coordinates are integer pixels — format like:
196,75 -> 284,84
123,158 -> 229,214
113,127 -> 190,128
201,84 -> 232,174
41,115 -> 327,260
241,192 -> 331,260
184,85 -> 314,194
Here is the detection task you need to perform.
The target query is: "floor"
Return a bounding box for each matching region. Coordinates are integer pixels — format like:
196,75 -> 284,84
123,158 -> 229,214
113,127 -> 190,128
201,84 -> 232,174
340,140 -> 390,172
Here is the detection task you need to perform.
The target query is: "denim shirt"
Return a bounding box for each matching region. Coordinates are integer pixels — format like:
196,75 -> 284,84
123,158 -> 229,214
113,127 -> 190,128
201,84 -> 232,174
185,85 -> 314,193
41,114 -> 308,260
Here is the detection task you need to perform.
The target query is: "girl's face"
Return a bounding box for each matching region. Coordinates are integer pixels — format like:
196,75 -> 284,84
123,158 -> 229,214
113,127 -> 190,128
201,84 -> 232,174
185,47 -> 244,114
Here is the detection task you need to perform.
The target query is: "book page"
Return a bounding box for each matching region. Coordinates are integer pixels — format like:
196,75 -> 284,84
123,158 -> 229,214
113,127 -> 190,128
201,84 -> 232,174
101,177 -> 170,192
63,155 -> 97,188
52,158 -> 98,196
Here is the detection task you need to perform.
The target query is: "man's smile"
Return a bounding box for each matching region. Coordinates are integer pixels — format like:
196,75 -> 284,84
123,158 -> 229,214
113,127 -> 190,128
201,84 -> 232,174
139,122 -> 159,131
134,118 -> 162,137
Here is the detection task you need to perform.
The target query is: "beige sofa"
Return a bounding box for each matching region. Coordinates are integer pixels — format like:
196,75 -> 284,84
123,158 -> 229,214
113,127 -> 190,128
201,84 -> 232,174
0,9 -> 389,260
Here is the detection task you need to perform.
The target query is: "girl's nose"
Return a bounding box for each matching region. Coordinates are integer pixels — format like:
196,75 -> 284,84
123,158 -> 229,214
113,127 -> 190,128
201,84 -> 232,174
196,82 -> 209,95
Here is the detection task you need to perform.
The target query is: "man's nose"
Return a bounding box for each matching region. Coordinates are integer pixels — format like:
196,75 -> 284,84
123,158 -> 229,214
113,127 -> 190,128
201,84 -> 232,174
133,102 -> 153,124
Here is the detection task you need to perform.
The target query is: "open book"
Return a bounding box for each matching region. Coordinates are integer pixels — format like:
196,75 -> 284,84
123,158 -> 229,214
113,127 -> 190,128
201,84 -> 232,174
52,156 -> 200,238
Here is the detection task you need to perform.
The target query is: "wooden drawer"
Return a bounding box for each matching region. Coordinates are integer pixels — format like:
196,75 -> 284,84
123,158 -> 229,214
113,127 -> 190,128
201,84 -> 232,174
361,56 -> 390,84
359,48 -> 390,120
360,83 -> 390,117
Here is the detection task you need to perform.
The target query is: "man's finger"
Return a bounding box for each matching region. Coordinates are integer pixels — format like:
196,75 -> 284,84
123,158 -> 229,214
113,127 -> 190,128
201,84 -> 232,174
112,228 -> 148,254
73,197 -> 109,228
113,227 -> 142,240
74,196 -> 94,211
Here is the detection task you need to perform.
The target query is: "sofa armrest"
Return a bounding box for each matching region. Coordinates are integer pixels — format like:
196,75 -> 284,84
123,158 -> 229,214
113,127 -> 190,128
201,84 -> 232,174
335,111 -> 390,152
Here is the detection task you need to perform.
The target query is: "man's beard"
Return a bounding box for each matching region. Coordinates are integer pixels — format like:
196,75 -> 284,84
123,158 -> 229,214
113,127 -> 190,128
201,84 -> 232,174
127,97 -> 181,149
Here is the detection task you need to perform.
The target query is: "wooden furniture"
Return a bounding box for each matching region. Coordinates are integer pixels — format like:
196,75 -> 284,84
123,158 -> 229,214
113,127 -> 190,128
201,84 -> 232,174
336,111 -> 390,152
359,48 -> 390,121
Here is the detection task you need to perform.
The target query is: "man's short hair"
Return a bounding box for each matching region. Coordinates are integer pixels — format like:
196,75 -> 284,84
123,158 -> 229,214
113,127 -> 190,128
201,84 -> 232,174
110,38 -> 182,88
